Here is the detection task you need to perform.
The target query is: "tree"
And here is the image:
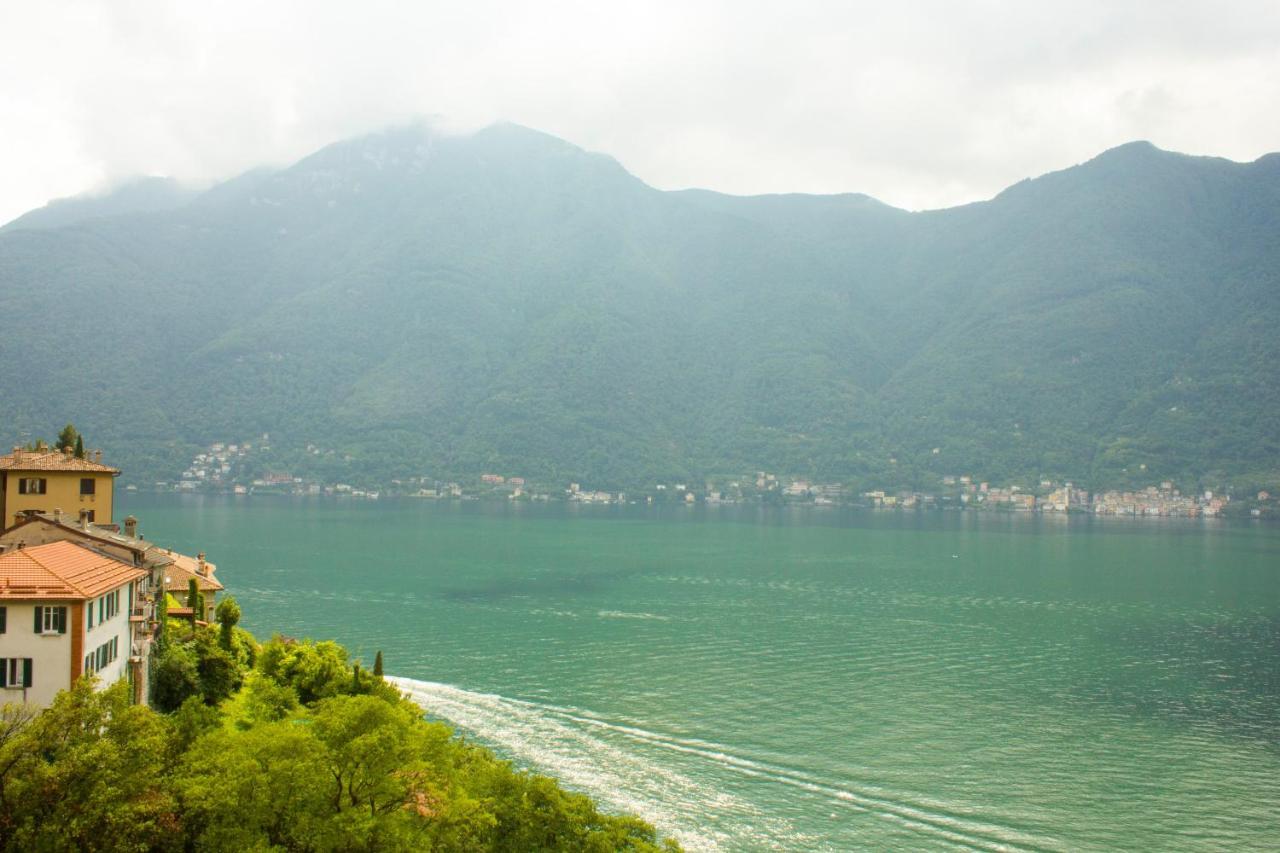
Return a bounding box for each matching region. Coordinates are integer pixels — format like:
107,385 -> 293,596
175,722 -> 331,851
56,424 -> 79,452
73,434 -> 85,459
0,680 -> 177,851
186,579 -> 203,624
258,636 -> 351,705
154,581 -> 170,653
373,650 -> 384,678
216,596 -> 241,651
193,629 -> 242,705
151,644 -> 201,713
240,671 -> 300,725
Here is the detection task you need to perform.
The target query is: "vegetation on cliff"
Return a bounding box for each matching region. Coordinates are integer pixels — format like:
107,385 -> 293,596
0,613 -> 679,851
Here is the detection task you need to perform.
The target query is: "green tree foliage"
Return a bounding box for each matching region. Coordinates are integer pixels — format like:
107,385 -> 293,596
0,681 -> 177,850
192,628 -> 242,705
74,434 -> 85,459
153,581 -> 169,653
0,637 -> 680,851
150,643 -> 201,713
56,423 -> 78,453
374,650 -> 384,678
258,636 -> 353,705
216,594 -> 241,651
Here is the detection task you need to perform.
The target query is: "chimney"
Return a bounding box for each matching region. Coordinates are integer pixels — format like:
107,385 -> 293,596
13,513 -> 24,527
197,553 -> 208,577
78,508 -> 91,530
124,515 -> 138,539
94,449 -> 103,463
63,445 -> 73,458
53,508 -> 63,523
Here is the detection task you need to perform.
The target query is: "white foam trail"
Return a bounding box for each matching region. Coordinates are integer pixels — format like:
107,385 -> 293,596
390,676 -> 1060,852
596,610 -> 672,621
389,676 -> 778,850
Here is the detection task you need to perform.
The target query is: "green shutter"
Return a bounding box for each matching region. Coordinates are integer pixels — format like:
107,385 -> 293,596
22,659 -> 32,688
33,606 -> 43,634
57,607 -> 66,634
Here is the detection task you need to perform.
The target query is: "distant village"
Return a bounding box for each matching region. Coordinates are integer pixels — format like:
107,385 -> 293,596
151,439 -> 1275,520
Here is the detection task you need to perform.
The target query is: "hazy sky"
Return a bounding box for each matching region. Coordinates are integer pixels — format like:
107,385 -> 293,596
3,1 -> 1279,224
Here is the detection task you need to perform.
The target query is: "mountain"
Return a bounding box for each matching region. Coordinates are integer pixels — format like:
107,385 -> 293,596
1,122 -> 1276,492
2,176 -> 198,233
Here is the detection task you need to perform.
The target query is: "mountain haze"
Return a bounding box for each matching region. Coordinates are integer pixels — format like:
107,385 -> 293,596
2,123 -> 1276,491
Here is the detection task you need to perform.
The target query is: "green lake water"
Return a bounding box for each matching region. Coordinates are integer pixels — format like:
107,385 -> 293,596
120,495 -> 1280,850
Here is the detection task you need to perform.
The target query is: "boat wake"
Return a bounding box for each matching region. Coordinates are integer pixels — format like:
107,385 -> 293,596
389,677 -> 1062,851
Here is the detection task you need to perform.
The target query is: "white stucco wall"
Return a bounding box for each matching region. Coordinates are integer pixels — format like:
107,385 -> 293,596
0,602 -> 72,708
83,583 -> 133,693
0,579 -> 135,709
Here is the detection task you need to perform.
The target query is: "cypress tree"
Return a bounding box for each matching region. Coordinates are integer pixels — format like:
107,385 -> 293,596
373,650 -> 384,678
187,580 -> 200,625
351,663 -> 362,694
74,435 -> 85,459
154,583 -> 169,652
216,596 -> 241,651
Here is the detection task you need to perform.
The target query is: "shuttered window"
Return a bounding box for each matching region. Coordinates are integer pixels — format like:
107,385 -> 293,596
0,658 -> 32,688
33,606 -> 67,634
18,478 -> 46,495
0,606 -> 6,633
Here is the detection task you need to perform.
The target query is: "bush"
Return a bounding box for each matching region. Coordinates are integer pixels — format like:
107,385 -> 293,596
150,643 -> 200,713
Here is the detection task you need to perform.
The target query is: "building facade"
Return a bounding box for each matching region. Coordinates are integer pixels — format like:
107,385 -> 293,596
0,541 -> 147,708
0,447 -> 119,527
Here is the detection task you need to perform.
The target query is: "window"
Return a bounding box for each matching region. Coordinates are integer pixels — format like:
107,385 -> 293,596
33,606 -> 67,634
80,478 -> 96,496
96,589 -> 121,622
84,637 -> 119,675
18,478 -> 46,495
0,606 -> 5,633
0,658 -> 32,689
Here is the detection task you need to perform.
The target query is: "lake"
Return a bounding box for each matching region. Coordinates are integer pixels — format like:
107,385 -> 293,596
120,495 -> 1280,850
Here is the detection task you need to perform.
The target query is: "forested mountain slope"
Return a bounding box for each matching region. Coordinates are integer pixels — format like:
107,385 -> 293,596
1,123 -> 1275,490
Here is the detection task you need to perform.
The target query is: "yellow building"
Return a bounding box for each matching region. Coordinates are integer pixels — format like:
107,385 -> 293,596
0,447 -> 119,527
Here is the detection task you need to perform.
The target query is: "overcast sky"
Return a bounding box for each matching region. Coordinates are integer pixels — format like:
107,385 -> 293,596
2,1 -> 1279,224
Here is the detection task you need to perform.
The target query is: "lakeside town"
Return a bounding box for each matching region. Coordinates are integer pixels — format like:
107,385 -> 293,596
155,439 -> 1277,520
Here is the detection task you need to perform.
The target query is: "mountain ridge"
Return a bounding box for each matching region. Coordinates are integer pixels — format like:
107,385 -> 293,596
1,124 -> 1276,493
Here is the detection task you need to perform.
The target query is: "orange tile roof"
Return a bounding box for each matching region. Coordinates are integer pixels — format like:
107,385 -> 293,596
0,448 -> 119,473
0,541 -> 145,600
157,548 -> 223,591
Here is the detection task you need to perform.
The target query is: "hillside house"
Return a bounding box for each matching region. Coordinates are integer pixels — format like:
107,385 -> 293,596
0,446 -> 119,526
0,541 -> 148,708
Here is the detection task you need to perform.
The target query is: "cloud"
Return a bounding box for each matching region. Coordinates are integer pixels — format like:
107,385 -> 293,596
2,0 -> 1278,223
